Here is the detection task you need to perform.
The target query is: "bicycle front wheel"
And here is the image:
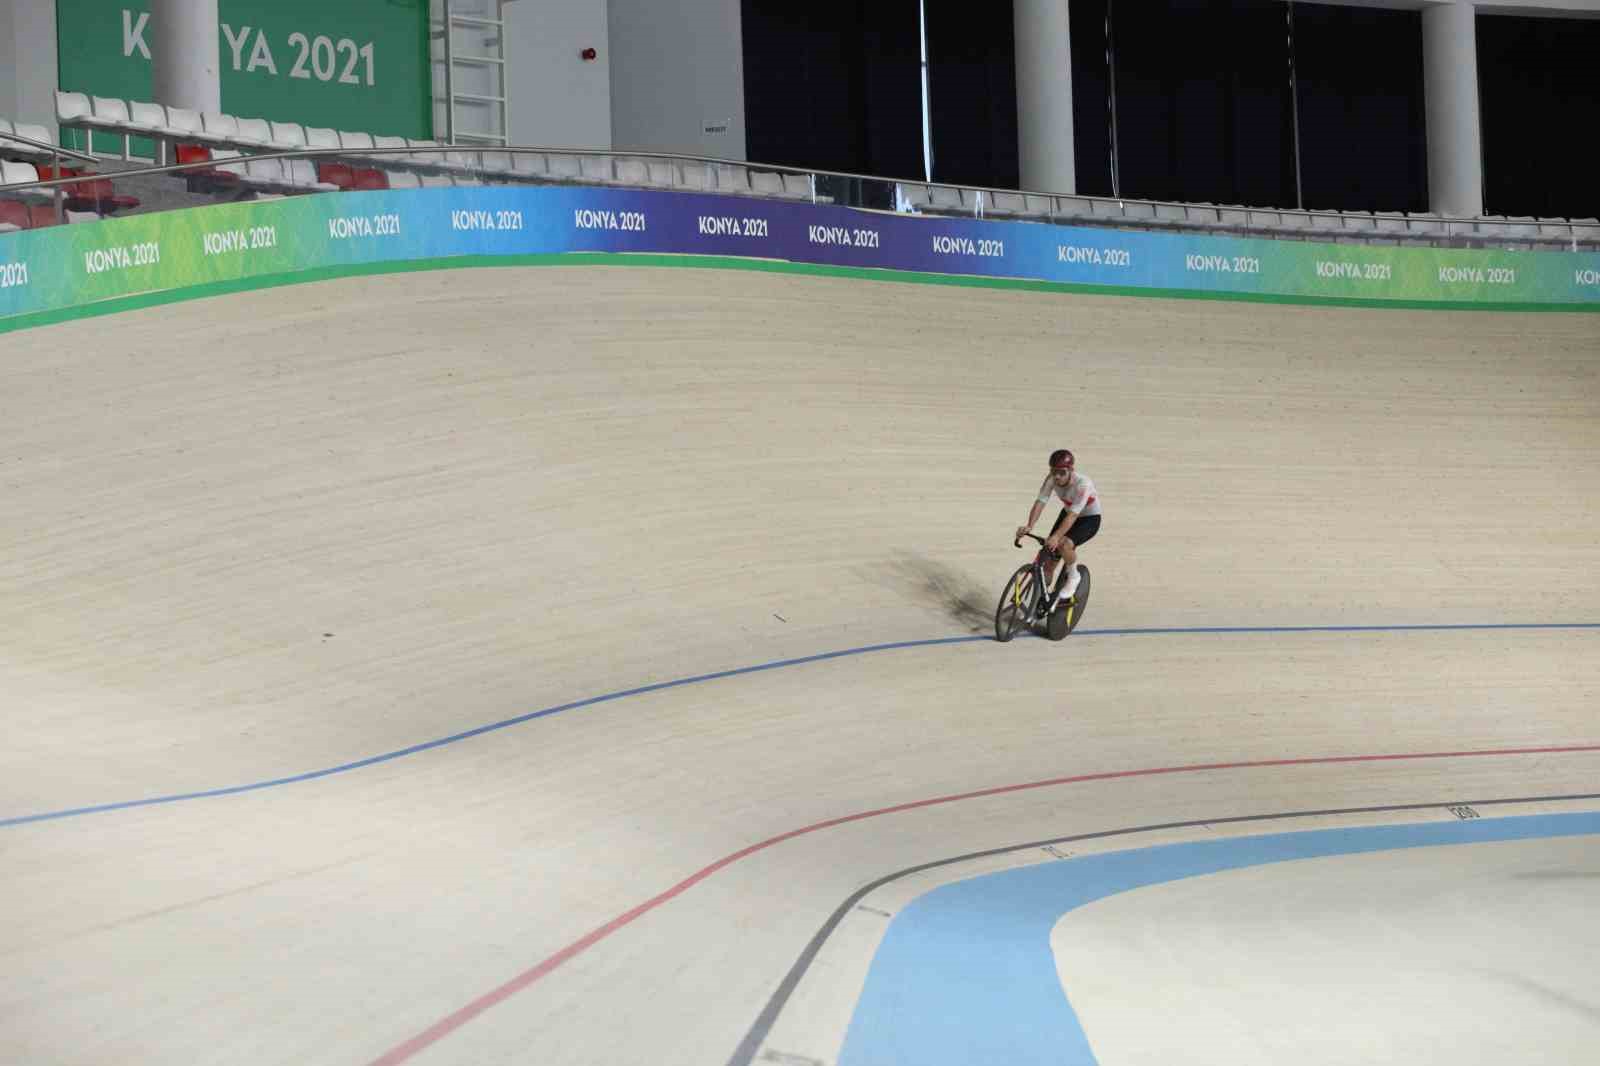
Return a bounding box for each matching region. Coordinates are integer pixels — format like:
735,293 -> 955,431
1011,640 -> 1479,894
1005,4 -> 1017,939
994,564 -> 1039,642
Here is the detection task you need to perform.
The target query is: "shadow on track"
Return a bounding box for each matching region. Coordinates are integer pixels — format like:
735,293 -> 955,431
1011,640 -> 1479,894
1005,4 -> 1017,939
870,554 -> 993,633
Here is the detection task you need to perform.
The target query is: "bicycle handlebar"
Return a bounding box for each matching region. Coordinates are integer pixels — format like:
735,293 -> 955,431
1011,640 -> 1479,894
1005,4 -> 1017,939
1014,532 -> 1052,550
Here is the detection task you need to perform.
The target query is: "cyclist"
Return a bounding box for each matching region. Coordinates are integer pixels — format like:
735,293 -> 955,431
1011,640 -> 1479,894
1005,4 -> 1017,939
1015,448 -> 1101,604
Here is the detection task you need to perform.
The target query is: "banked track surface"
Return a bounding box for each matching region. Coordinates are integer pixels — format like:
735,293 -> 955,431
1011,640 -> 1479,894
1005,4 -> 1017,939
2,263 -> 1598,1065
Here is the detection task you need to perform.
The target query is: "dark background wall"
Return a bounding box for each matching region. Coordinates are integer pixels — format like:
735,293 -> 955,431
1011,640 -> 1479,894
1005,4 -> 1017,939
1291,4 -> 1428,213
743,1 -> 1595,219
741,0 -> 923,181
923,0 -> 1019,190
1478,13 -> 1600,220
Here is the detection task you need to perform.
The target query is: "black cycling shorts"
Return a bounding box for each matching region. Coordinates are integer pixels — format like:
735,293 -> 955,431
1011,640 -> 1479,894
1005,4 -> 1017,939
1049,509 -> 1101,547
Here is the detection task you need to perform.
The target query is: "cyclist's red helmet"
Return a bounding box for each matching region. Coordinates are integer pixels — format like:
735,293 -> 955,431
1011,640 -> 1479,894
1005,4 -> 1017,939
1048,448 -> 1075,470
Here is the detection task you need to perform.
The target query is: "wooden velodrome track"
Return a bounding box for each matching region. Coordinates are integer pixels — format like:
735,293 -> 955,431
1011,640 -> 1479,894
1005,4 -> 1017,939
3,263 -> 1598,1065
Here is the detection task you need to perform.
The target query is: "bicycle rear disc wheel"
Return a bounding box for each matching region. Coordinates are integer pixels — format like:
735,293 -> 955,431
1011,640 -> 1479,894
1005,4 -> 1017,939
995,564 -> 1038,642
1045,566 -> 1091,640
1062,563 -> 1088,630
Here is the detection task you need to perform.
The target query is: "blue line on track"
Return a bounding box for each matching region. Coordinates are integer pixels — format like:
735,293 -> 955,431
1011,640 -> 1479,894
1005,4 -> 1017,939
4,622 -> 1596,829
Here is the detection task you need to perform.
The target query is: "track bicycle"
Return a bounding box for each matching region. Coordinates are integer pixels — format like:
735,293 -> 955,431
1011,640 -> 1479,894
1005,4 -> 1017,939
994,532 -> 1092,643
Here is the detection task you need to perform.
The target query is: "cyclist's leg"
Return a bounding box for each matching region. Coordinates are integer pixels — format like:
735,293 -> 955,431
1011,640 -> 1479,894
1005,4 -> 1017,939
1042,507 -> 1070,587
1059,514 -> 1100,598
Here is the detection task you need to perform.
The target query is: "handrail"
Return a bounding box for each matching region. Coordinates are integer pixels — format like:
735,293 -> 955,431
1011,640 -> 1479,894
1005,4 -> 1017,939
0,128 -> 97,164
4,140 -> 1595,245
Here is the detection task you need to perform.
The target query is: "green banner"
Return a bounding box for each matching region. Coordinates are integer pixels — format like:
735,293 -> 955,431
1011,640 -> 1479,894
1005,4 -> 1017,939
56,0 -> 432,156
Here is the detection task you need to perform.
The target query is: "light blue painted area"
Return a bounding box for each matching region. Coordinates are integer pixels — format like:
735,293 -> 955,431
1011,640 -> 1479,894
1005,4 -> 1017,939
837,810 -> 1600,1066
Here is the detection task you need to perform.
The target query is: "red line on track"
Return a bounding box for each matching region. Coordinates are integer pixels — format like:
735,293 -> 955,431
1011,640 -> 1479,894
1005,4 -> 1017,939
367,742 -> 1600,1065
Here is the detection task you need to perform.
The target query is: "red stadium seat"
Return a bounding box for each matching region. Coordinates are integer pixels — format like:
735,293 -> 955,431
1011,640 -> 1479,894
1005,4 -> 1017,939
0,200 -> 31,229
352,168 -> 388,191
317,162 -> 357,189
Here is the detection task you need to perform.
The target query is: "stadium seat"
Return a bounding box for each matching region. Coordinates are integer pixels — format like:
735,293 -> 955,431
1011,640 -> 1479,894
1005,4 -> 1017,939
1089,199 -> 1125,219
1247,209 -> 1282,230
126,101 -> 176,134
1279,212 -> 1314,234
54,91 -> 93,126
478,151 -> 513,177
407,138 -> 467,171
1054,195 -> 1092,220
305,127 -> 341,151
269,121 -> 308,149
1184,204 -> 1225,229
1372,214 -> 1408,237
547,154 -> 582,180
1152,202 -> 1188,226
645,159 -> 677,188
928,185 -> 964,212
339,130 -> 378,160
511,152 -> 546,177
201,112 -> 242,142
984,191 -> 1026,217
1216,206 -> 1250,230
385,170 -> 421,188
211,148 -> 247,179
749,170 -> 784,196
235,118 -> 273,147
1340,213 -> 1377,236
780,172 -> 814,200
1570,218 -> 1600,242
1,159 -> 44,191
245,157 -> 289,186
287,159 -> 338,191
165,108 -> 204,139
579,155 -> 614,183
27,202 -> 58,227
91,96 -> 132,129
419,173 -> 452,188
678,162 -> 712,190
714,164 -> 749,193
615,157 -> 650,187
352,168 -> 388,191
317,162 -> 358,189
372,135 -> 410,165
895,183 -> 931,211
0,199 -> 31,229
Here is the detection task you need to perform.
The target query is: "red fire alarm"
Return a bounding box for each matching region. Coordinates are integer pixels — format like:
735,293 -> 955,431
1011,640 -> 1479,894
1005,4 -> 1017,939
580,47 -> 597,61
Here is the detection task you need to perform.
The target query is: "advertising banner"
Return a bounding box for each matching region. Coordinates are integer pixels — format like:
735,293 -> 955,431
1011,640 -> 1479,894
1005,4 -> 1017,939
56,0 -> 433,155
4,185 -> 1599,330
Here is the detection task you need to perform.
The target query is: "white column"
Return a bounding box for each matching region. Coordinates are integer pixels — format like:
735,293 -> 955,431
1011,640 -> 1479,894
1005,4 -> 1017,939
1421,1 -> 1483,217
1013,0 -> 1075,194
151,0 -> 221,113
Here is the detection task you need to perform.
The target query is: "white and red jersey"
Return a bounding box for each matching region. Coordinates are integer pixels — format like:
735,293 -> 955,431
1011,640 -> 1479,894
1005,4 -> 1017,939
1037,471 -> 1101,516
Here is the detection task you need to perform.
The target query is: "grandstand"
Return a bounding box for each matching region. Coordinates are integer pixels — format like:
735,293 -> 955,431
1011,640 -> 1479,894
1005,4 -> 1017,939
3,3 -> 1599,1066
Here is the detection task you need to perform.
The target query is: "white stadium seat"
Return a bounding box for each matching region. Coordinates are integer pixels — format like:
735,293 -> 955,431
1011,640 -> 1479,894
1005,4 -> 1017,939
127,101 -> 173,133
55,90 -> 93,124
201,112 -> 241,141
511,152 -> 546,176
269,121 -> 308,148
547,154 -> 581,180
234,117 -> 273,147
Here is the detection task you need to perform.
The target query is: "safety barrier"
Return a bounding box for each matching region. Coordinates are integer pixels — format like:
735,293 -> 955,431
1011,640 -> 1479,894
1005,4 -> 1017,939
3,183 -> 1599,331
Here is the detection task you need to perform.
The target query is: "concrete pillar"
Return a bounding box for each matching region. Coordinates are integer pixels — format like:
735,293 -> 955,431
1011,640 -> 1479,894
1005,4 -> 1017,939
1013,0 -> 1075,194
151,0 -> 221,113
1421,1 -> 1483,217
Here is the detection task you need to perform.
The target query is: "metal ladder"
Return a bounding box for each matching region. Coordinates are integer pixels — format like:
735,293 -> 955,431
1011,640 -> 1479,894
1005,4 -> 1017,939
433,0 -> 509,146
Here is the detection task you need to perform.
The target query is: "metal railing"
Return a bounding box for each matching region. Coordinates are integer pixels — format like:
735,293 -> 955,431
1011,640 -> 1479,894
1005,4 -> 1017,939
0,128 -> 98,224
3,136 -> 1598,253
